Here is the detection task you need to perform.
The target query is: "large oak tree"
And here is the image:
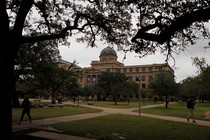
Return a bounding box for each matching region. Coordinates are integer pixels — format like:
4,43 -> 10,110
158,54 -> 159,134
148,73 -> 178,108
2,0 -> 210,138
99,72 -> 128,105
1,0 -> 133,138
130,0 -> 210,60
14,40 -> 61,107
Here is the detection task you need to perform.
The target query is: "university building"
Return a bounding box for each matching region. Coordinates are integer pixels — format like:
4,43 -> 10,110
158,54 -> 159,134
79,46 -> 174,89
56,46 -> 174,100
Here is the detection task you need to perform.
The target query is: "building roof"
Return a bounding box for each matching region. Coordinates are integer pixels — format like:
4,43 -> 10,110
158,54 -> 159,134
54,59 -> 81,68
99,46 -> 117,57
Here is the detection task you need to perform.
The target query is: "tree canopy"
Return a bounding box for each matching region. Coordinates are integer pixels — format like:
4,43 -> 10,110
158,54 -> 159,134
148,72 -> 178,108
99,72 -> 128,104
6,0 -> 133,49
130,0 -> 210,60
2,1 -> 134,138
14,40 -> 61,106
178,57 -> 210,102
2,0 -> 210,138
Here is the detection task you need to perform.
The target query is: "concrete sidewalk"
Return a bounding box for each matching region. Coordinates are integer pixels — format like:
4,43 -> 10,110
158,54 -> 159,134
13,103 -> 210,139
27,131 -> 95,140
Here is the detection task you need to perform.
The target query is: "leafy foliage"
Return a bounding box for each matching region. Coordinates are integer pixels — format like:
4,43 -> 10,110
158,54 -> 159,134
99,72 -> 128,102
178,77 -> 200,100
2,0 -> 210,138
2,1 -> 134,137
15,41 -> 61,82
148,72 -> 178,108
129,0 -> 210,60
178,57 -> 210,102
83,85 -> 105,101
6,0 -> 133,49
15,40 -> 81,102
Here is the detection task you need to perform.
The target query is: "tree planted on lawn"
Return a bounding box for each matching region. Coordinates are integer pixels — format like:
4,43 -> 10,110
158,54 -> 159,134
99,72 -> 128,105
148,73 -> 178,108
130,0 -> 210,61
1,1 -> 133,138
14,40 -> 61,106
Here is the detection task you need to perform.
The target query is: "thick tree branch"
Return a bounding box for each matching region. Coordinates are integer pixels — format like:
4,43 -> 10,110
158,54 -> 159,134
20,13 -> 84,44
20,12 -> 114,45
20,25 -> 74,44
13,0 -> 34,40
132,7 -> 210,45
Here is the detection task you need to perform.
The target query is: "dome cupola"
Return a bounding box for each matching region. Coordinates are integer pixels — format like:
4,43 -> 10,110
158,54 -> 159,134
99,46 -> 117,57
99,46 -> 118,62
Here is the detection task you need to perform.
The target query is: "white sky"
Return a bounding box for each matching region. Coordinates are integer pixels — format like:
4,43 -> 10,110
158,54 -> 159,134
25,2 -> 210,84
58,36 -> 210,83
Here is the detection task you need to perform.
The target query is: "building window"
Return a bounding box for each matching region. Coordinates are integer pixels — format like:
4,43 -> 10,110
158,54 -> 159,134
129,68 -> 133,72
117,69 -> 121,73
135,68 -> 139,72
92,75 -> 96,83
149,67 -> 152,72
149,75 -> 153,82
155,66 -> 162,71
87,75 -> 91,83
123,68 -> 127,73
142,84 -> 146,89
142,67 -> 145,72
127,76 -> 133,81
141,75 -> 145,81
106,68 -> 110,72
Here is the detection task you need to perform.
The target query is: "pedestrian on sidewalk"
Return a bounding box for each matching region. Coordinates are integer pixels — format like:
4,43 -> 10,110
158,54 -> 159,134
19,96 -> 32,124
186,96 -> 196,123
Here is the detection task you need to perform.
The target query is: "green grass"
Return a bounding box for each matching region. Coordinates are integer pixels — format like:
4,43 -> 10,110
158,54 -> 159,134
80,100 -> 157,108
137,102 -> 210,121
52,114 -> 210,140
12,105 -> 102,122
13,101 -> 210,140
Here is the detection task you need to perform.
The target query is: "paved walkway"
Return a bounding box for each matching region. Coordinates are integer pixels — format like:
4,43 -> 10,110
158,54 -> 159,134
12,103 -> 210,140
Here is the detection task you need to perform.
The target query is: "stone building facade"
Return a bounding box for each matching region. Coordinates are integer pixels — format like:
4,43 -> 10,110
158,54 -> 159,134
79,46 -> 174,89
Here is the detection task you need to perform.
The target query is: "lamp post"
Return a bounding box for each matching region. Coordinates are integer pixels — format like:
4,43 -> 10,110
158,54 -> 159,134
136,75 -> 141,116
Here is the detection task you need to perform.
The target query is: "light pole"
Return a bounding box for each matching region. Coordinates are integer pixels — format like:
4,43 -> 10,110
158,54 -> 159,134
136,75 -> 141,116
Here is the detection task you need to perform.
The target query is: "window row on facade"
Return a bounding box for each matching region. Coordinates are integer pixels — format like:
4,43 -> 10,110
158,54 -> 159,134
109,66 -> 165,73
85,74 -> 154,83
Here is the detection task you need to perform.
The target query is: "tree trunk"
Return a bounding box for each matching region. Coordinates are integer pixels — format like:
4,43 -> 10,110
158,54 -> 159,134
77,96 -> 80,107
51,93 -> 56,104
13,71 -> 20,107
165,95 -> 168,108
0,4 -> 13,138
0,59 -> 14,140
127,97 -> 130,105
12,90 -> 20,107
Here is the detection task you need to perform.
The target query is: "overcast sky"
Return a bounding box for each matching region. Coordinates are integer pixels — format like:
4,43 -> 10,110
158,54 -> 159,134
58,34 -> 210,83
58,20 -> 210,84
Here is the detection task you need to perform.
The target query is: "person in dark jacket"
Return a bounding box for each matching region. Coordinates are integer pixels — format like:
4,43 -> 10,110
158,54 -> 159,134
19,96 -> 32,124
186,96 -> 196,123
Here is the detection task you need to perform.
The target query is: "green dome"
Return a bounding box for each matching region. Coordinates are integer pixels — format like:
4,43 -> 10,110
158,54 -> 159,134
99,46 -> 117,57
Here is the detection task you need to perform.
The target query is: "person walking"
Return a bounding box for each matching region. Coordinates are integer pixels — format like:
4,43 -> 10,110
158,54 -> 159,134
186,96 -> 196,123
19,96 -> 32,124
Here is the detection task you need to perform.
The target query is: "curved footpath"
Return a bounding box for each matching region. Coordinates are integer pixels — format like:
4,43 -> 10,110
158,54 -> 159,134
12,103 -> 210,140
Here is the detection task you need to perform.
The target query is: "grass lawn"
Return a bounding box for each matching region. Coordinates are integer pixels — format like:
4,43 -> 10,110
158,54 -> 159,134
80,100 -> 157,108
13,101 -> 210,140
137,102 -> 210,121
12,105 -> 102,122
52,114 -> 210,140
